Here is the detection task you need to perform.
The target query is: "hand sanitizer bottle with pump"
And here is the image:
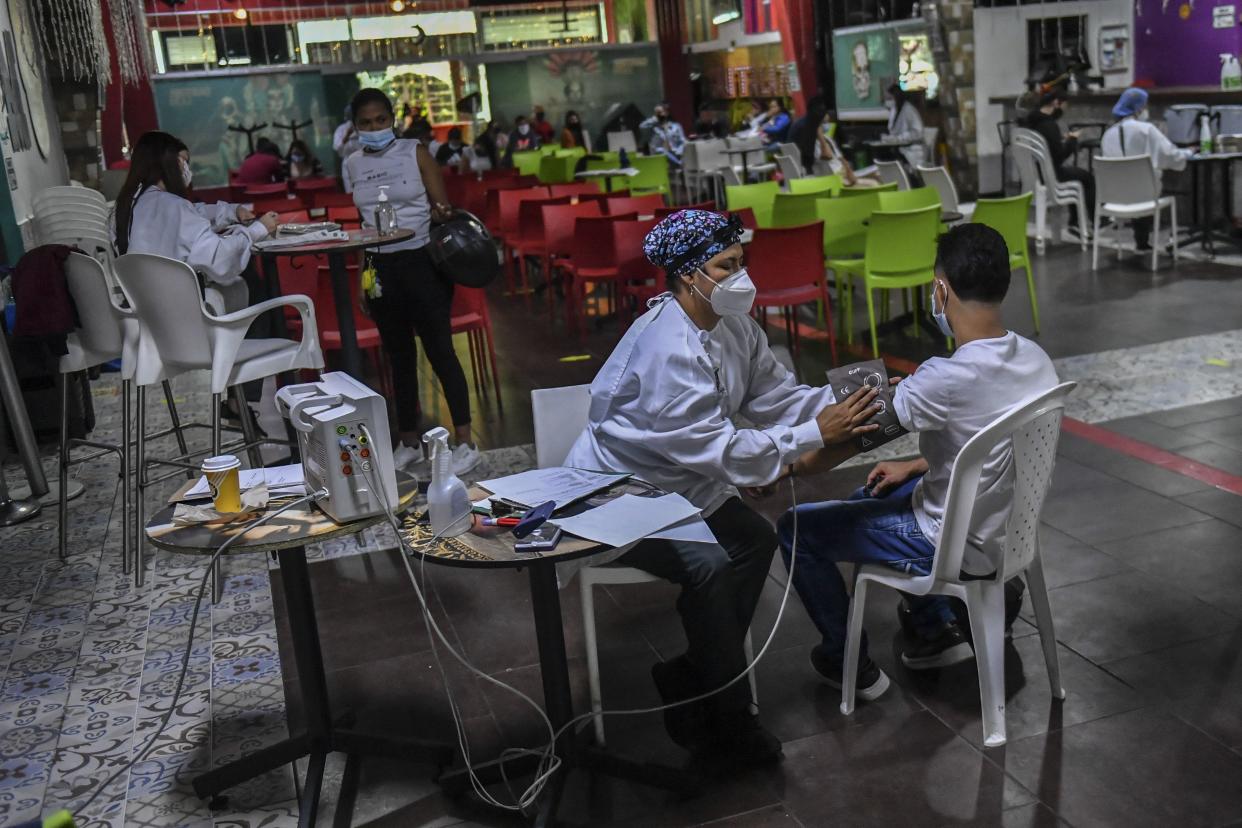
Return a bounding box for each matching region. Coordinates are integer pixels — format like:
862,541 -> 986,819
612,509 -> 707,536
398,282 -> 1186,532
423,427 -> 471,537
374,185 -> 397,236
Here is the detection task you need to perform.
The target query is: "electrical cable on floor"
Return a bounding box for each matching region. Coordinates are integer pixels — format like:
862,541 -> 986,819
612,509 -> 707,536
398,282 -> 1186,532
75,489 -> 326,821
354,424 -> 801,814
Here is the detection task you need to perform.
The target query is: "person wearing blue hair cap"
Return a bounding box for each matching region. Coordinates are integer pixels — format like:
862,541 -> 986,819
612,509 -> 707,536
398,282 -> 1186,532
563,209 -> 883,766
1101,87 -> 1193,250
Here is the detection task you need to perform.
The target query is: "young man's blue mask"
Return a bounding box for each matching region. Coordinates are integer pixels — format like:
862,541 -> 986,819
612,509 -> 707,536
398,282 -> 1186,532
930,280 -> 954,338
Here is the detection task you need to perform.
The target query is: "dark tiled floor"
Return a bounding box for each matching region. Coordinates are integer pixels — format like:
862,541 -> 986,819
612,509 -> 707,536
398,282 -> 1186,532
276,395 -> 1242,827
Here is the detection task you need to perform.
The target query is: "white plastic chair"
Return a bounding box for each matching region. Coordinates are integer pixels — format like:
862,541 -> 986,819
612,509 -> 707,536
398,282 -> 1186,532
875,160 -> 911,190
726,135 -> 776,180
33,187 -> 114,264
840,382 -> 1077,747
1092,155 -> 1178,272
691,138 -> 730,204
58,253 -> 194,583
114,252 -> 323,590
1011,128 -> 1088,254
530,385 -> 758,746
917,165 -> 975,221
606,131 -> 638,153
776,154 -> 804,186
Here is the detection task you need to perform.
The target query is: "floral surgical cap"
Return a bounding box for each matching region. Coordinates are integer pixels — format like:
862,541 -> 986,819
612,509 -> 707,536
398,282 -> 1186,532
643,209 -> 742,277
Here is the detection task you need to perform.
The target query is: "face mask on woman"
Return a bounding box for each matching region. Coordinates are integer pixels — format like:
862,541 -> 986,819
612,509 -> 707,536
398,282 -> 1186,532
179,158 -> 193,187
692,267 -> 756,316
358,127 -> 396,151
290,152 -> 305,164
518,124 -> 531,136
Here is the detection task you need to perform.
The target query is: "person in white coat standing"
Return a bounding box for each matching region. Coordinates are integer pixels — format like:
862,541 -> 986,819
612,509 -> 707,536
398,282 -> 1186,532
883,83 -> 926,169
1100,86 -> 1193,251
564,209 -> 882,767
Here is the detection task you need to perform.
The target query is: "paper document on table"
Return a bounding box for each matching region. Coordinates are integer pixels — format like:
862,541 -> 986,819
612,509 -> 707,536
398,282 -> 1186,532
554,493 -> 700,548
478,467 -> 630,509
649,516 -> 717,544
181,464 -> 306,500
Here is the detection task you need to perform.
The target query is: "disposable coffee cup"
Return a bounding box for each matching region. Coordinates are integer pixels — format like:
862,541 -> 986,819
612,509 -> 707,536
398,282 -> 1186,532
202,455 -> 242,513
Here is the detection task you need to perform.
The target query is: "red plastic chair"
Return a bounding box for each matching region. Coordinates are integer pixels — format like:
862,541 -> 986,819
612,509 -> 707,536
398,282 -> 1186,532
189,186 -> 233,204
496,187 -> 551,291
451,286 -> 502,406
482,168 -> 519,180
481,180 -> 532,235
327,205 -> 362,231
655,201 -> 717,219
276,209 -> 311,224
510,195 -> 572,304
292,177 -> 339,193
252,195 -> 306,214
549,182 -> 598,198
554,212 -> 638,339
313,191 -> 356,210
274,254 -> 392,394
604,193 -> 666,217
540,200 -> 604,320
610,218 -> 662,325
731,207 -> 758,229
748,222 -> 837,365
243,182 -> 289,198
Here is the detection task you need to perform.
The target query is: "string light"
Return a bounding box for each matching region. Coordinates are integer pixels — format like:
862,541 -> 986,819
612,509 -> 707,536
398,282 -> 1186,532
234,6 -> 249,19
392,0 -> 406,10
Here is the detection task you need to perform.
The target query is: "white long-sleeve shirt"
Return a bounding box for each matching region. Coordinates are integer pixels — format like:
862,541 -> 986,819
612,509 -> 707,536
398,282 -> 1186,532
1100,117 -> 1192,186
565,294 -> 833,516
886,102 -> 926,167
120,187 -> 268,311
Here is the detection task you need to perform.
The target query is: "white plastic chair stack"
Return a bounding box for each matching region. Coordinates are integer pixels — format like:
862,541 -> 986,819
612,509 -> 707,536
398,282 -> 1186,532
840,382 -> 1077,747
113,252 -> 323,593
918,165 -> 975,221
1092,155 -> 1178,272
1010,128 -> 1088,254
776,154 -> 804,186
530,385 -> 758,746
33,186 -> 114,270
874,160 -> 911,190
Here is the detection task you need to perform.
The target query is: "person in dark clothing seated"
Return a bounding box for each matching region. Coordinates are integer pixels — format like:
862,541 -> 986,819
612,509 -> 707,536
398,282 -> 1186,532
1024,89 -> 1094,229
237,137 -> 285,184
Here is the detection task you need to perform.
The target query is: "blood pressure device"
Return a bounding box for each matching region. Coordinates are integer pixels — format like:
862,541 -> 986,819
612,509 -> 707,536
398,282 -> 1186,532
275,372 -> 398,523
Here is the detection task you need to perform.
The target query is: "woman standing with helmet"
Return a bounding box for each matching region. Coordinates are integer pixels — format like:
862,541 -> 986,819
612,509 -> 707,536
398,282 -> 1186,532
342,87 -> 479,474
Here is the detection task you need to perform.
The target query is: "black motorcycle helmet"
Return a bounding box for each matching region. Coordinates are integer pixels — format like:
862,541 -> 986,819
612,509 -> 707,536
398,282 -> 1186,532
428,209 -> 499,288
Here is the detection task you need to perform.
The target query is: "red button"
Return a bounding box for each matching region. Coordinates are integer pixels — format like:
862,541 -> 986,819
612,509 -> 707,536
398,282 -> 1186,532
339,451 -> 350,462
360,448 -> 371,459
342,465 -> 353,475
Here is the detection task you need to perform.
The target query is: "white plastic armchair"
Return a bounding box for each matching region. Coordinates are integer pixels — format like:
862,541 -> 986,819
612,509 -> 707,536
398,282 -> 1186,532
917,165 -> 974,221
840,382 -> 1077,747
1011,128 -> 1088,254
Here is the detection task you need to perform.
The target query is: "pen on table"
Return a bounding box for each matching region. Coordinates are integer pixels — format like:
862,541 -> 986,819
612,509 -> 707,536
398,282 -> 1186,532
480,517 -> 522,527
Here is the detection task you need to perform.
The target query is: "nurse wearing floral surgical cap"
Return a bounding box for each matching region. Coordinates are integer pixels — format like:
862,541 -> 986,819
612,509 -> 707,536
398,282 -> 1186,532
563,209 -> 882,766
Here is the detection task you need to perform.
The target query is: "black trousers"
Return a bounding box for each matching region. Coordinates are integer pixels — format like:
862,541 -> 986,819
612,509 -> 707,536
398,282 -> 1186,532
368,247 -> 471,432
619,497 -> 775,715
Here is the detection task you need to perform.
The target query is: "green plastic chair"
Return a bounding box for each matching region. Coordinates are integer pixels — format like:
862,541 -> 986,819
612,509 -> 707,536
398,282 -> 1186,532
839,181 -> 898,197
973,192 -> 1038,332
877,186 -> 941,212
817,192 -> 878,260
725,180 -> 780,228
557,147 -> 587,159
788,174 -> 843,196
628,154 -> 671,197
540,144 -> 559,156
771,192 -> 824,228
537,153 -> 576,184
512,150 -> 543,177
827,205 -> 941,357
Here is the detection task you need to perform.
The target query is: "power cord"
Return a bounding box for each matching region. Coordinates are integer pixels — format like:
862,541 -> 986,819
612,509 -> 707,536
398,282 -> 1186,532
353,425 -> 801,813
76,489 -> 327,820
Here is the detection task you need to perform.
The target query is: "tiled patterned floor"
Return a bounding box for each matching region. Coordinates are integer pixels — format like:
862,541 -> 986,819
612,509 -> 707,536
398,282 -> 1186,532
2,239 -> 1241,826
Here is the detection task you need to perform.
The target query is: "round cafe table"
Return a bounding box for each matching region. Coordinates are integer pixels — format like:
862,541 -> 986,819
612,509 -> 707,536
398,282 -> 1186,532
259,228 -> 415,379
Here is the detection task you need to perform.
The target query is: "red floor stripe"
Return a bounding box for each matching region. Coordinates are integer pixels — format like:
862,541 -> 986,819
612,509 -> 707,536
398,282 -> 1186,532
1061,417 -> 1242,496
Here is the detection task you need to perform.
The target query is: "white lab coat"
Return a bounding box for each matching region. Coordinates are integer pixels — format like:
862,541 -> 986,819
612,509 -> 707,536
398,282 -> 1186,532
120,187 -> 268,312
564,294 -> 835,517
886,102 -> 925,167
1100,117 -> 1192,186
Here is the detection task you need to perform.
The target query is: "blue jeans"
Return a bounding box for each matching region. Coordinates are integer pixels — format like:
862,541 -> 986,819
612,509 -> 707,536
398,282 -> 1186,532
777,475 -> 953,668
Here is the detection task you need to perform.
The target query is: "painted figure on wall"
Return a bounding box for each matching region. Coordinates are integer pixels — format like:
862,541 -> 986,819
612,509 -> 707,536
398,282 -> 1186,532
852,40 -> 872,101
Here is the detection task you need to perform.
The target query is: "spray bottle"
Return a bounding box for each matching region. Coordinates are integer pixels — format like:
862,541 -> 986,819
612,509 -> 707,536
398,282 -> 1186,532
423,427 -> 471,537
374,185 -> 397,236
1200,114 -> 1214,155
1221,53 -> 1242,91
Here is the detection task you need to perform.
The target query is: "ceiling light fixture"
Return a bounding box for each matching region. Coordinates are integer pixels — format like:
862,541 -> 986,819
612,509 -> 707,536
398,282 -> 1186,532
391,0 -> 405,10
233,6 -> 248,19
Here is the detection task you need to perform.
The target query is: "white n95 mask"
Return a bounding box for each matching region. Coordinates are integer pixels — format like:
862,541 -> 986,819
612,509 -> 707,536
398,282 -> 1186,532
695,267 -> 756,316
180,159 -> 193,187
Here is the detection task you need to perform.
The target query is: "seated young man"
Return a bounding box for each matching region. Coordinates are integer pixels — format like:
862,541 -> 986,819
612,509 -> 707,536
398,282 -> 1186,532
776,223 -> 1060,699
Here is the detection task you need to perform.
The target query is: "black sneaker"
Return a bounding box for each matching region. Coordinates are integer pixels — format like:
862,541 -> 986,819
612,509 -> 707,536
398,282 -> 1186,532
900,621 -> 974,670
696,711 -> 783,768
651,656 -> 709,749
809,644 -> 891,701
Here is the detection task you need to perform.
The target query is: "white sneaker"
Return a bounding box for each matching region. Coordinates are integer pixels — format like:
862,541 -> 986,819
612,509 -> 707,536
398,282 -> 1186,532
451,443 -> 481,477
392,442 -> 423,470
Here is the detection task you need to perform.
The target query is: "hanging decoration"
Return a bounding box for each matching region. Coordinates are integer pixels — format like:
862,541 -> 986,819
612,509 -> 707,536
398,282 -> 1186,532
25,0 -> 151,87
